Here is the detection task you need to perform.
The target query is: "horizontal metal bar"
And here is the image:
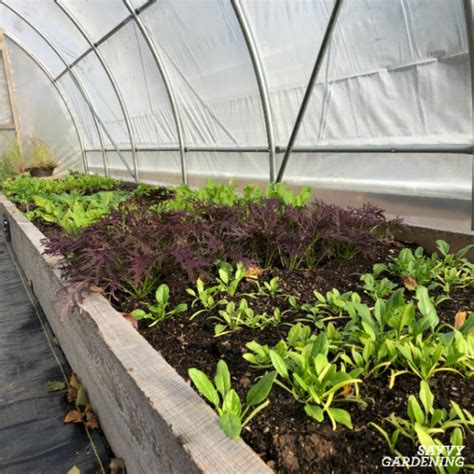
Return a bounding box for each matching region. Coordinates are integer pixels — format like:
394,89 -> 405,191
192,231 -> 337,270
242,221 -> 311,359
276,144 -> 474,154
83,144 -> 474,154
53,0 -> 156,82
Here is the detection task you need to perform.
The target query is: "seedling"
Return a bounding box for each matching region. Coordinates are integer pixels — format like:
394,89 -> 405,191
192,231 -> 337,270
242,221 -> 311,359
258,276 -> 282,297
215,262 -> 247,297
131,284 -> 187,326
188,361 -> 276,439
186,278 -> 222,318
371,381 -> 474,465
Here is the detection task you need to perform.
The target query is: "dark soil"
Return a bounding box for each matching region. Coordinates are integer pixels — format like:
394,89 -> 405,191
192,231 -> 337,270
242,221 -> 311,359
138,241 -> 474,473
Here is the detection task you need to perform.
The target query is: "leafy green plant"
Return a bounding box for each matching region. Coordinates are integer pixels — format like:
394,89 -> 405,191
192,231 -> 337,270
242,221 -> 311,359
264,183 -> 312,207
258,276 -> 282,297
382,241 -> 474,295
25,191 -> 127,234
186,278 -> 222,318
386,246 -> 439,288
269,347 -> 363,429
215,262 -> 247,297
360,269 -> 398,300
247,330 -> 364,429
188,361 -> 276,439
213,299 -> 282,336
3,173 -> 120,208
243,323 -> 342,369
296,289 -> 361,328
390,341 -> 463,388
371,381 -> 474,462
116,273 -> 160,301
131,284 -> 187,327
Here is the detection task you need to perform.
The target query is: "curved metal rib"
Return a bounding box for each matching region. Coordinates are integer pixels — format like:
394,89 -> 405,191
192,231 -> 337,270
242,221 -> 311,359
230,0 -> 276,183
4,33 -> 88,173
55,0 -> 139,181
123,0 -> 187,184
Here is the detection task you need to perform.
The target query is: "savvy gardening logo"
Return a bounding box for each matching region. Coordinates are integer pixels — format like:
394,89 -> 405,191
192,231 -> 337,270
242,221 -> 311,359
382,445 -> 467,468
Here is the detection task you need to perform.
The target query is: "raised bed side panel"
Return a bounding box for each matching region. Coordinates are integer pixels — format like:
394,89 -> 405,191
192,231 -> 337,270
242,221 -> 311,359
0,195 -> 270,474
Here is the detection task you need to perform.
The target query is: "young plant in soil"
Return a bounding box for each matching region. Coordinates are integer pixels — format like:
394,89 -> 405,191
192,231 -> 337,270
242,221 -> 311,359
131,284 -> 187,327
371,381 -> 474,468
188,360 -> 276,439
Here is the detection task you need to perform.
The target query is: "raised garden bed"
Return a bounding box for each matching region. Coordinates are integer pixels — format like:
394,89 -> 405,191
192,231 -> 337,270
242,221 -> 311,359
1,174 -> 473,473
0,195 -> 270,474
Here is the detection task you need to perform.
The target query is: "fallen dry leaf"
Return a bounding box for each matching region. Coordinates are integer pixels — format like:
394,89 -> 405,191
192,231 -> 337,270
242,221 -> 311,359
341,384 -> 353,397
89,284 -> 105,294
69,373 -> 81,390
109,458 -> 126,474
454,311 -> 467,330
122,312 -> 139,329
64,410 -> 84,424
245,265 -> 264,278
84,412 -> 99,430
67,466 -> 81,474
401,275 -> 417,290
67,387 -> 78,404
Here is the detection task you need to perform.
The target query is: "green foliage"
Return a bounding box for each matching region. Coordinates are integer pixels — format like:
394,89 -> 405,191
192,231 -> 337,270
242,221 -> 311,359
152,179 -> 312,212
378,241 -> 474,295
213,299 -> 282,336
360,272 -> 398,300
371,381 -> 474,470
257,276 -> 282,297
269,347 -> 363,429
117,273 -> 160,301
263,183 -> 312,207
295,289 -> 362,327
245,325 -> 362,429
25,191 -> 127,235
186,278 -> 222,318
215,262 -> 247,297
131,284 -> 188,327
188,361 -> 276,439
3,173 -> 120,208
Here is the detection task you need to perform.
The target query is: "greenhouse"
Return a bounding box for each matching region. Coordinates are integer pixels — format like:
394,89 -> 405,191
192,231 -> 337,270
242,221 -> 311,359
0,0 -> 473,472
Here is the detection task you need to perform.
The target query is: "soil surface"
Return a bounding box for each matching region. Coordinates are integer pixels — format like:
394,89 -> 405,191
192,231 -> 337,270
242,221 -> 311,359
137,241 -> 474,473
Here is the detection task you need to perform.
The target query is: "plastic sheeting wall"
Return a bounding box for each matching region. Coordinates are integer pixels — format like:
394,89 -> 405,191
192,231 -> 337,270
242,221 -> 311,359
0,0 -> 472,232
6,38 -> 84,174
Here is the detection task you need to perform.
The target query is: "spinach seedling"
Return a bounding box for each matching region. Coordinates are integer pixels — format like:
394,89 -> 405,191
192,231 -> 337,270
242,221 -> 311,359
131,284 -> 187,327
258,276 -> 282,297
371,381 -> 474,461
186,278 -> 222,319
188,361 -> 276,439
215,262 -> 247,296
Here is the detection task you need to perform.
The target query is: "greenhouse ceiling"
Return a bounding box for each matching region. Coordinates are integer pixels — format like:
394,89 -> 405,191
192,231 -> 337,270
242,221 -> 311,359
0,0 -> 473,232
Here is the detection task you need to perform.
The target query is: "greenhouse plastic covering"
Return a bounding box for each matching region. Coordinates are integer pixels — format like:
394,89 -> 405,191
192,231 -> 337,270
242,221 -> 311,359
0,0 -> 472,233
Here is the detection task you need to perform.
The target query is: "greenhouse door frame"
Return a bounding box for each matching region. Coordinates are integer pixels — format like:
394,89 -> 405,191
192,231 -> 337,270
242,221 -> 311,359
0,28 -> 21,150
